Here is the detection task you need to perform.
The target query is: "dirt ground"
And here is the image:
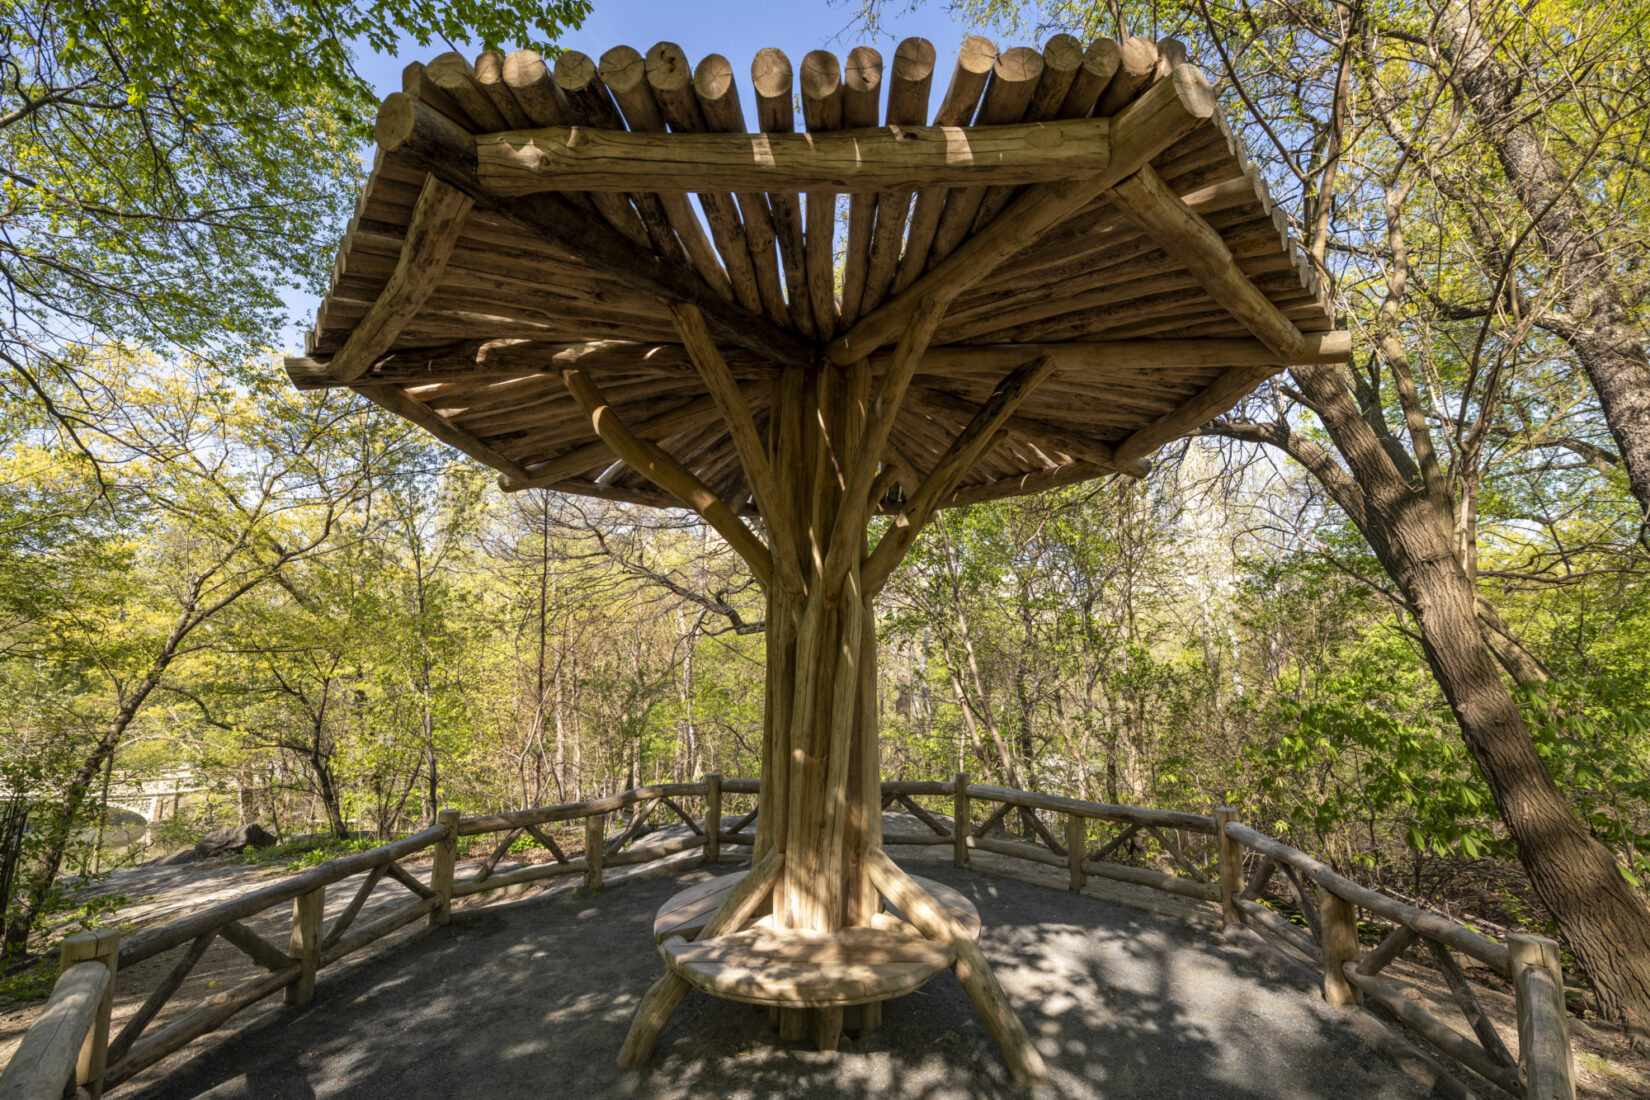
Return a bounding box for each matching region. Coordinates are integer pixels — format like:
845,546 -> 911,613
3,824 -> 1646,1098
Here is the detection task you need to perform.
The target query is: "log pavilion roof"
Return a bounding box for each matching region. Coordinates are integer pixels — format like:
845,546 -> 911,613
284,36 -> 1348,513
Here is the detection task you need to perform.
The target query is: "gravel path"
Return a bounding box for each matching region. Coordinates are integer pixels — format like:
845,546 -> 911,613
119,856 -> 1433,1099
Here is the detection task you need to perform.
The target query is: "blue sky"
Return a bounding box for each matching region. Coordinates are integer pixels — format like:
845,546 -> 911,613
285,1 -> 1032,350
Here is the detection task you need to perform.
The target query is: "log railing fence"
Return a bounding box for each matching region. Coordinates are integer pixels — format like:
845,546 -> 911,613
0,775 -> 1573,1100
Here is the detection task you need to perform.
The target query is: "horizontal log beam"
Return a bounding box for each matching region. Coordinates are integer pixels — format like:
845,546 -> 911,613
1226,822 -> 1510,974
457,784 -> 709,836
119,824 -> 450,968
286,332 -> 1352,393
897,334 -> 1350,377
285,339 -> 776,390
374,92 -> 813,370
0,962 -> 110,1099
477,119 -> 1111,195
967,784 -> 1216,832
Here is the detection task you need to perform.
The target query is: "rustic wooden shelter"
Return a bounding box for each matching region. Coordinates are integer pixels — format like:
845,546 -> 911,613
284,32 -> 1348,1086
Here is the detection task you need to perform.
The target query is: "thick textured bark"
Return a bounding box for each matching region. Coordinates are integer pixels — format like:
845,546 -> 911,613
301,749 -> 349,840
1444,0 -> 1650,522
1289,360 -> 1650,1044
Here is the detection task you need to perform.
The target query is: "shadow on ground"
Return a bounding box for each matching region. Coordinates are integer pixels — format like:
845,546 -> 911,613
123,860 -> 1430,1099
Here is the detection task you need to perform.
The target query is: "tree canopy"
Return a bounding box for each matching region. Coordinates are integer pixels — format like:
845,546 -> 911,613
0,0 -> 589,443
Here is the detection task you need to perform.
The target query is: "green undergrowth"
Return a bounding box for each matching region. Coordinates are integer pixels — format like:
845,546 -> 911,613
237,836 -> 381,872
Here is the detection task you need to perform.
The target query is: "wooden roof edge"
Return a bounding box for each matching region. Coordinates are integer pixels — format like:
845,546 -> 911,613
1205,108 -> 1335,316
284,330 -> 1351,392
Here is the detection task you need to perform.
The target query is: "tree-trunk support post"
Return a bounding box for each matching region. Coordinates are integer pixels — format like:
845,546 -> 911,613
1319,890 -> 1362,1008
430,808 -> 460,926
1213,807 -> 1241,927
1066,813 -> 1086,892
61,928 -> 120,1099
287,887 -> 324,1005
1508,933 -> 1575,1100
704,772 -> 722,865
586,810 -> 605,891
953,772 -> 970,868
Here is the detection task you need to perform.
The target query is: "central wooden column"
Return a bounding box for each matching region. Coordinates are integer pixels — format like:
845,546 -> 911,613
617,300 -> 1052,1084
755,361 -> 883,936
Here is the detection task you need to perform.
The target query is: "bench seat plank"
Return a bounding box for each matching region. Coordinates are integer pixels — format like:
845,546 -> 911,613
662,926 -> 956,1007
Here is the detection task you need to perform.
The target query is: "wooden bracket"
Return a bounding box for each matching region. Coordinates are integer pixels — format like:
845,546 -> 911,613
560,368 -> 775,589
325,175 -> 473,384
671,302 -> 805,596
863,356 -> 1057,594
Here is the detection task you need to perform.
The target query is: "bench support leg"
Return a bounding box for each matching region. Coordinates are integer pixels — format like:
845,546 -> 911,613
617,971 -> 691,1069
778,1007 -> 808,1041
816,1006 -> 844,1051
845,1000 -> 883,1033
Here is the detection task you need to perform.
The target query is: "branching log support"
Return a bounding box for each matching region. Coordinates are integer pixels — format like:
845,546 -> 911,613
561,368 -> 775,588
324,176 -> 472,384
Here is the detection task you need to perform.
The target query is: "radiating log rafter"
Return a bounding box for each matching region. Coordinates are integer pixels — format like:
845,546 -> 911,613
560,368 -> 774,587
828,64 -> 1218,364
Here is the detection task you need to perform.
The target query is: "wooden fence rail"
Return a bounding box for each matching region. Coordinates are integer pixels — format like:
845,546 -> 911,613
1218,818 -> 1572,1100
0,776 -> 1575,1100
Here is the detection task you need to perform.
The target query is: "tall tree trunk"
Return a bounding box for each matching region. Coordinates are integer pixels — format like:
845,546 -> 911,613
1289,360 -> 1650,1044
1444,0 -> 1650,522
306,751 -> 349,840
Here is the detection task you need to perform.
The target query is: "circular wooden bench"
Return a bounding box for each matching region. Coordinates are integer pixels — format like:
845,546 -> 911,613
662,925 -> 955,1007
652,870 -> 982,1012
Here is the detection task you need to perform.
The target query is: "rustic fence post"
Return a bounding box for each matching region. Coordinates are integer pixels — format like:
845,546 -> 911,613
1509,933 -> 1575,1100
1319,890 -> 1363,1007
704,772 -> 722,865
585,810 -> 605,891
1213,806 -> 1241,927
953,772 -> 970,868
430,808 -> 460,926
287,886 -> 324,1005
1066,814 -> 1087,892
61,928 -> 120,1099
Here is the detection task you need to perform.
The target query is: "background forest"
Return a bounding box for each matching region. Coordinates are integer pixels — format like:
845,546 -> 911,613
3,0 -> 1650,1047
